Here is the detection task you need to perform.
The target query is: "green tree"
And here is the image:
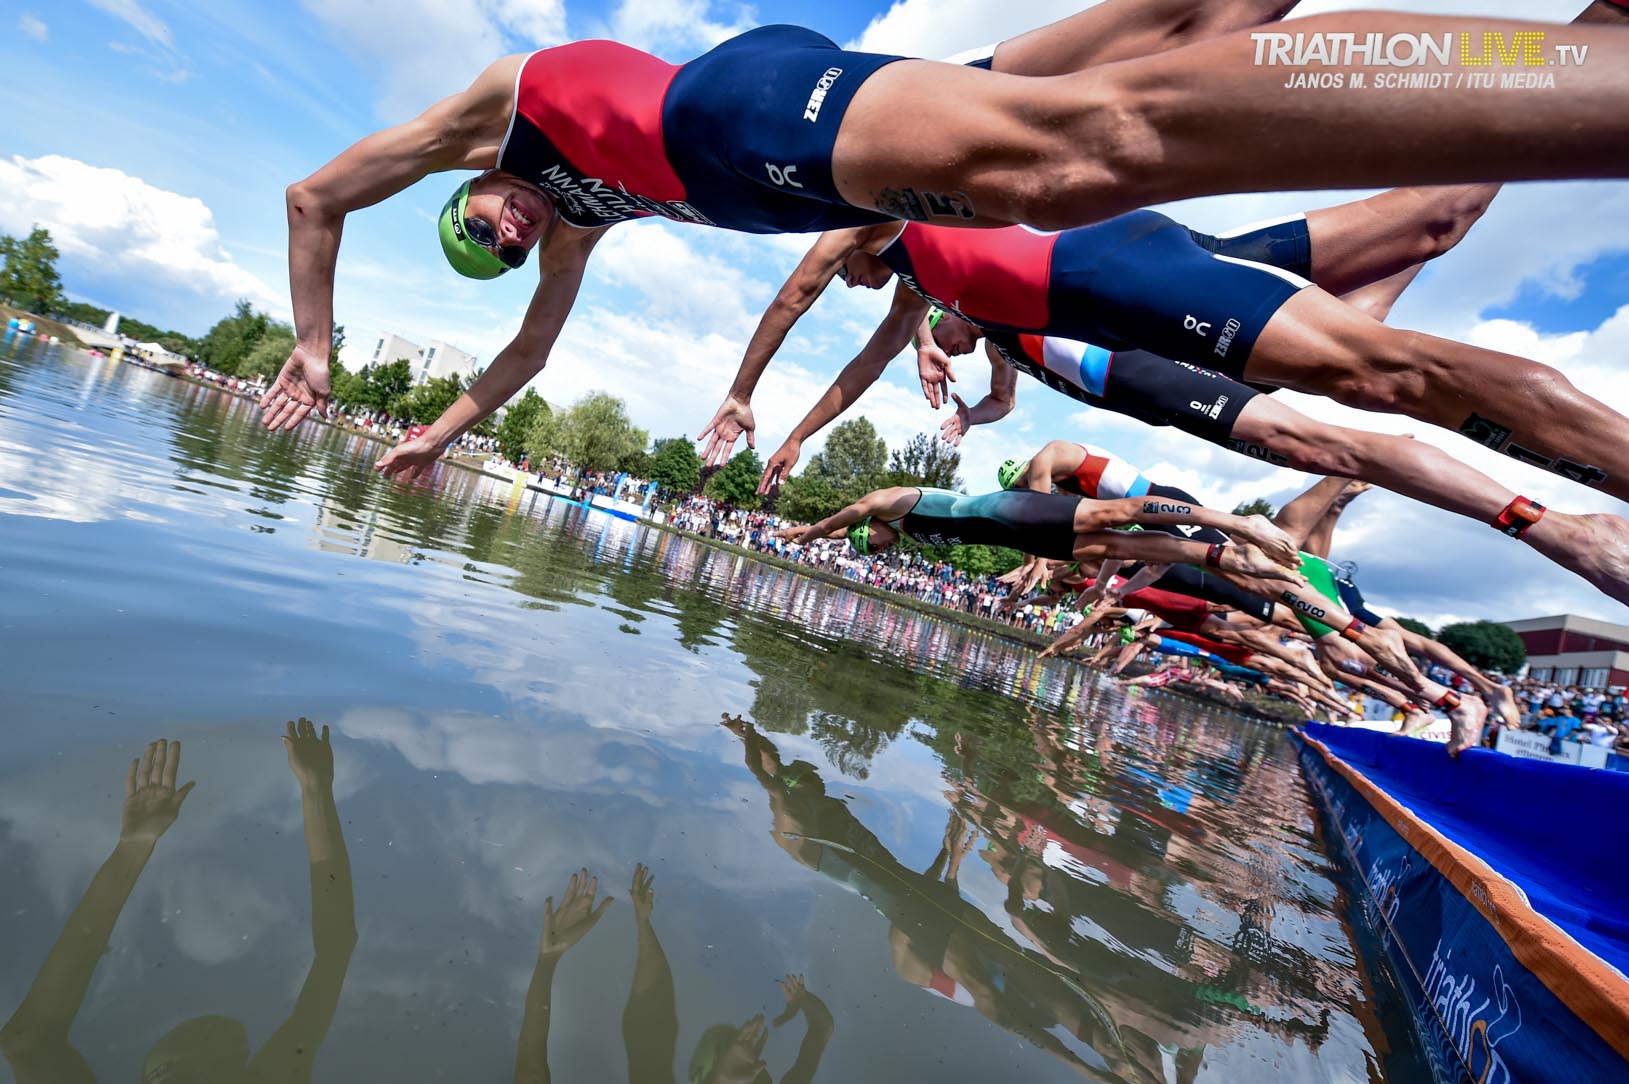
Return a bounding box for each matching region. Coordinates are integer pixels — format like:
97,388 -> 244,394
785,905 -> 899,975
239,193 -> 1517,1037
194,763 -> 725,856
776,473 -> 844,524
195,300 -> 272,376
0,226 -> 65,315
240,324 -> 297,380
649,436 -> 703,494
392,373 -> 468,424
1232,497 -> 1276,518
1437,620 -> 1525,673
340,358 -> 415,413
802,417 -> 888,503
496,388 -> 549,462
540,391 -> 647,471
1394,617 -> 1434,639
618,447 -> 654,478
526,410 -> 566,462
886,432 -> 962,490
945,543 -> 1025,576
704,450 -> 765,509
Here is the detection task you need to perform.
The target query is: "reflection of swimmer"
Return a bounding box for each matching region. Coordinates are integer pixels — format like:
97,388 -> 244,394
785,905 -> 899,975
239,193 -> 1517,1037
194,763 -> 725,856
721,715 -> 1142,1083
515,859 -> 834,1084
0,721 -> 357,1083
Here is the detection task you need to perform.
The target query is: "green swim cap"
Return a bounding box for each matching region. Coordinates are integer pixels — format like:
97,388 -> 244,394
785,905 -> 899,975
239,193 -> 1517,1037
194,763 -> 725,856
438,180 -> 510,280
847,517 -> 872,556
997,457 -> 1029,490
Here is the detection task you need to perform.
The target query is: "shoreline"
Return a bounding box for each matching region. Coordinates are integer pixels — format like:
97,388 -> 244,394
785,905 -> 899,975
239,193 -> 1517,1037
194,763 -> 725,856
165,358 -> 1300,725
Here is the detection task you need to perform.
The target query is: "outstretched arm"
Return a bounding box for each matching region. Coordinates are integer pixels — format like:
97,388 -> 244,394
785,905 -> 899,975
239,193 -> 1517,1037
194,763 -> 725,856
517,870 -> 614,1084
622,865 -> 678,1084
263,56 -> 522,430
703,224 -> 897,467
758,284 -> 929,491
1,740 -> 194,1084
938,351 -> 1018,448
1074,497 -> 1299,566
776,487 -> 917,545
375,226 -> 607,480
249,720 -> 358,1083
774,976 -> 835,1084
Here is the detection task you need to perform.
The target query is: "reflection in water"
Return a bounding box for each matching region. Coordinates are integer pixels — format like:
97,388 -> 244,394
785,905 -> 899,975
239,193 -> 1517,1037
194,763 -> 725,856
516,863 -> 834,1084
0,342 -> 1428,1082
0,722 -> 355,1083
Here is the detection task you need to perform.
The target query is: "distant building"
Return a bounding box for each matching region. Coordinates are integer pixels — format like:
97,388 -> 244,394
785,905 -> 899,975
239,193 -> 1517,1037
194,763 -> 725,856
367,332 -> 423,370
418,339 -> 478,385
1503,614 -> 1629,687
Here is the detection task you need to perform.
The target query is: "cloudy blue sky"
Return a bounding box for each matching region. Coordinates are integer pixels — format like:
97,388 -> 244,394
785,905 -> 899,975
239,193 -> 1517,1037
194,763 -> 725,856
3,0 -> 1627,627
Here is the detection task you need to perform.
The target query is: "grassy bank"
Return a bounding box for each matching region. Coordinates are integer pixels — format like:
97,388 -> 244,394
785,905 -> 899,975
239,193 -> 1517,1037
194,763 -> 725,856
2,304 -> 85,346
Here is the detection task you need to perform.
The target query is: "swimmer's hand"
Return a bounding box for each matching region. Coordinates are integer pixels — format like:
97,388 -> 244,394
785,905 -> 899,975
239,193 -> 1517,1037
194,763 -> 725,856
259,344 -> 331,431
759,438 -> 801,495
699,395 -> 755,469
937,394 -> 973,447
539,868 -> 612,959
1238,515 -> 1300,568
121,738 -> 196,847
774,524 -> 815,546
374,435 -> 446,482
1217,541 -> 1300,583
917,343 -> 956,409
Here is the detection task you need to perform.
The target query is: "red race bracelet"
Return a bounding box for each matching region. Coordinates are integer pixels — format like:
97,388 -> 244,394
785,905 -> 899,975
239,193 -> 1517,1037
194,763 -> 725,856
1492,496 -> 1545,538
1341,618 -> 1366,642
1205,542 -> 1227,568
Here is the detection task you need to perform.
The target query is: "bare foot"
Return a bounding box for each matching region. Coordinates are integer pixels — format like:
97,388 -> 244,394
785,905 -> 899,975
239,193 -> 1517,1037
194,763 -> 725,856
1399,708 -> 1433,736
1446,696 -> 1489,757
1331,480 -> 1373,510
1488,685 -> 1522,729
1529,512 -> 1629,606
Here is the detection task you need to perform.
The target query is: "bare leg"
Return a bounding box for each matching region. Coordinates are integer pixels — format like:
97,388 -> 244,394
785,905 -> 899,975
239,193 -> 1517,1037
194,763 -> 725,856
835,15 -> 1629,230
1271,476 -> 1352,551
990,0 -> 1299,74
1231,395 -> 1629,605
1304,184 -> 1500,298
1302,483 -> 1370,560
1246,289 -> 1629,504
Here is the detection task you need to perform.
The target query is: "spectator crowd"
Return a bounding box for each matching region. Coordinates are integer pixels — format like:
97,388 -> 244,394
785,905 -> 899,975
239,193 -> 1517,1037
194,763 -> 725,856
663,495 -> 1085,635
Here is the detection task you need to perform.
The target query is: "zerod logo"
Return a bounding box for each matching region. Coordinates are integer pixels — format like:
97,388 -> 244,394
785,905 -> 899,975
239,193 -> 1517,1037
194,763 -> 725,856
804,68 -> 843,122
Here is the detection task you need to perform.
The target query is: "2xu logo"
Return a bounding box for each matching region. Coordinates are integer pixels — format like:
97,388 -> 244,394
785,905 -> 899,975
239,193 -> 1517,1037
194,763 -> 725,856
1459,413 -> 1609,485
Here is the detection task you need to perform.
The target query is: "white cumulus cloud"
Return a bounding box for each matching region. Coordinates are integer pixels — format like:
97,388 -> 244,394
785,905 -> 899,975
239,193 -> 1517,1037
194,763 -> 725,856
0,153 -> 282,314
17,12 -> 47,41
300,0 -> 567,122
850,0 -> 1088,58
609,0 -> 755,57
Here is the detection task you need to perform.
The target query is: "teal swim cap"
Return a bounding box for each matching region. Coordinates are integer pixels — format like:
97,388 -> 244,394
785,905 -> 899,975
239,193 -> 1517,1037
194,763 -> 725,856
847,517 -> 872,556
997,457 -> 1028,490
438,180 -> 510,280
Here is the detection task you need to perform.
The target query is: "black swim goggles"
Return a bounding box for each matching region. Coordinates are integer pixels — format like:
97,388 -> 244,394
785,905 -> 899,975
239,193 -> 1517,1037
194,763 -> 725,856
462,216 -> 529,270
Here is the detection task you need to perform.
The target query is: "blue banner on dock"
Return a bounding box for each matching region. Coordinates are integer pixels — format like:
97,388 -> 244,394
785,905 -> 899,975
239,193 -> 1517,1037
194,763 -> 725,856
1295,724 -> 1629,1084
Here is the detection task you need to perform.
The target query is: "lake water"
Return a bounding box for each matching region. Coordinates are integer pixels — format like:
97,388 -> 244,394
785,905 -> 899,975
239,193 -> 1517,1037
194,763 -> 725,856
0,335 -> 1429,1083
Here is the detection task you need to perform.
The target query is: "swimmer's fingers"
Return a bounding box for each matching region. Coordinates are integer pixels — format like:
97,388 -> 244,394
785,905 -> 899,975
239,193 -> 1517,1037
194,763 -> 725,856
281,401 -> 314,432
